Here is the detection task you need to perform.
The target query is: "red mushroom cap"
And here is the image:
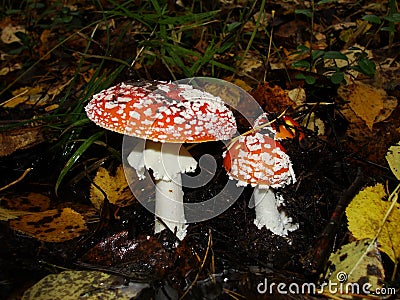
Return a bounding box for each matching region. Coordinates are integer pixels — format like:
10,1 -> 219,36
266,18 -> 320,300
254,112 -> 304,141
223,132 -> 295,188
85,81 -> 237,143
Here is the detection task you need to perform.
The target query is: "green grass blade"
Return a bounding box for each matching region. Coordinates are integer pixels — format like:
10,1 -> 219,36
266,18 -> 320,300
55,131 -> 104,194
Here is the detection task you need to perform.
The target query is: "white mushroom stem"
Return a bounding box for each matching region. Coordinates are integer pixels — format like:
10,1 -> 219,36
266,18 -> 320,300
154,175 -> 186,239
252,187 -> 299,236
127,140 -> 197,241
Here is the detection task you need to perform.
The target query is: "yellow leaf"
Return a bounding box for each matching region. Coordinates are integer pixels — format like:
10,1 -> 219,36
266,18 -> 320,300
0,208 -> 30,221
386,141 -> 400,180
1,23 -> 26,44
338,81 -> 397,130
1,192 -> 50,211
3,86 -> 44,108
323,239 -> 384,297
9,208 -> 87,242
90,165 -> 135,209
346,183 -> 400,262
22,270 -> 148,300
232,78 -> 252,92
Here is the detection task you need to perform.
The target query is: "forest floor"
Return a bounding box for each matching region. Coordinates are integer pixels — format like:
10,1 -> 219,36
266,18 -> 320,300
0,0 -> 399,299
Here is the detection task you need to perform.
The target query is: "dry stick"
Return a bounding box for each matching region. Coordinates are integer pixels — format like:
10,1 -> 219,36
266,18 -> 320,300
0,168 -> 32,192
263,10 -> 275,82
223,288 -> 247,299
180,228 -> 213,300
301,168 -> 365,275
225,109 -> 287,151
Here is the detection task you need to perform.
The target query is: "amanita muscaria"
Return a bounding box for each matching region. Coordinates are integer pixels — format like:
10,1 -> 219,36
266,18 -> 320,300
223,116 -> 299,237
85,80 -> 236,240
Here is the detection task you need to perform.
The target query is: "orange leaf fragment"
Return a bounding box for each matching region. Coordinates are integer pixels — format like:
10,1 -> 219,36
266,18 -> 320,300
9,208 -> 87,242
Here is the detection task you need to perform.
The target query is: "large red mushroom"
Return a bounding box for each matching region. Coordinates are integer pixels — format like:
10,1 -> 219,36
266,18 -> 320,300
85,80 -> 237,240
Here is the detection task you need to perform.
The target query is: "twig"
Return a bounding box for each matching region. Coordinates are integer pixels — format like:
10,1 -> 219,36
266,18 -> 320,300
0,168 -> 32,192
301,168 -> 365,275
225,109 -> 287,151
180,228 -> 213,300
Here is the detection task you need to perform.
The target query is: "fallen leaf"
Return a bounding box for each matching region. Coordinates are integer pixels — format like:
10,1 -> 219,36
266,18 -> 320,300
323,239 -> 384,296
1,23 -> 26,44
338,81 -> 397,130
0,126 -> 46,156
235,50 -> 263,74
0,208 -> 31,221
386,141 -> 400,180
22,270 -> 148,300
0,63 -> 22,76
232,78 -> 252,92
3,86 -> 44,108
80,230 -> 171,278
90,165 -> 135,209
251,82 -> 296,113
9,208 -> 87,242
287,87 -> 306,106
1,192 -> 50,211
346,183 -> 400,263
300,112 -> 325,136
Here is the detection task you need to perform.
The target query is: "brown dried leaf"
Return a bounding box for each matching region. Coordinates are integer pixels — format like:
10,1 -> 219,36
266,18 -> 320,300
1,23 -> 26,44
1,192 -> 50,211
80,231 -> 171,276
9,208 -> 87,242
0,63 -> 22,76
0,126 -> 46,156
338,81 -> 397,130
250,82 -> 296,113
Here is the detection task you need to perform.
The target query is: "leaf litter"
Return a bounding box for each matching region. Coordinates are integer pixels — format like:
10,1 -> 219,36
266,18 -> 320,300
0,0 -> 399,299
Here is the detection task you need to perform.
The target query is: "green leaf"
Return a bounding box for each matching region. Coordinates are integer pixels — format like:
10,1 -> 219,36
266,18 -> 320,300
227,22 -> 242,32
362,14 -> 381,24
317,0 -> 337,4
330,71 -> 344,84
295,73 -> 316,85
55,131 -> 104,194
292,60 -> 311,69
311,50 -> 325,60
297,44 -> 310,52
323,51 -> 348,60
304,75 -> 316,85
358,57 -> 376,76
384,13 -> 400,23
295,9 -> 312,18
380,26 -> 396,32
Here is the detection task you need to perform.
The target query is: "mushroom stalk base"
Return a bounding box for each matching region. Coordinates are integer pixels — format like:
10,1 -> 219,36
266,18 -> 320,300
253,188 -> 298,236
154,175 -> 187,241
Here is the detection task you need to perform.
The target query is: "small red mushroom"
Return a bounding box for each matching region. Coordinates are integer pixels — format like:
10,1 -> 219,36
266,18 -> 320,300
223,132 -> 298,236
85,80 -> 237,240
